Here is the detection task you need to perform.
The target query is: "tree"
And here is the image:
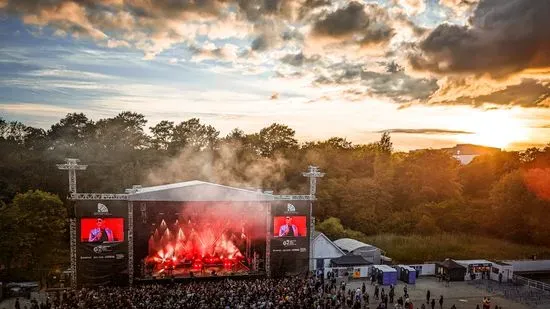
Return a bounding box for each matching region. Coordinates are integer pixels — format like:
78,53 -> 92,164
394,150 -> 462,209
150,120 -> 174,151
489,170 -> 547,243
377,132 -> 393,154
170,118 -> 219,152
316,217 -> 346,239
48,113 -> 95,151
94,112 -> 149,151
0,190 -> 67,282
256,123 -> 298,157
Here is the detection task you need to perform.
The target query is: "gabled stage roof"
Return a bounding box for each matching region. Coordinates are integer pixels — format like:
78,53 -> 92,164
128,180 -> 273,202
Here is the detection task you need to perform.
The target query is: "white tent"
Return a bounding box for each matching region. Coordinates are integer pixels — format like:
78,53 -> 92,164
334,238 -> 382,264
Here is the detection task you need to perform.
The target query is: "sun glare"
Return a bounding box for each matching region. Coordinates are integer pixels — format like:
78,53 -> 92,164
460,110 -> 530,149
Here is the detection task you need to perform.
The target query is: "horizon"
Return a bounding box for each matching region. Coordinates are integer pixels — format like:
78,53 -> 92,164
1,0 -> 549,151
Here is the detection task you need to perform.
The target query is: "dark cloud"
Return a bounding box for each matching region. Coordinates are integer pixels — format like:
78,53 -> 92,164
376,128 -> 474,135
279,52 -> 320,66
310,1 -> 394,46
313,62 -> 438,103
410,0 -> 550,77
434,79 -> 550,108
311,1 -> 367,38
251,35 -> 270,51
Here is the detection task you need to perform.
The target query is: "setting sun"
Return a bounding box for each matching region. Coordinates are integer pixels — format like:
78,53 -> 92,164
460,110 -> 531,149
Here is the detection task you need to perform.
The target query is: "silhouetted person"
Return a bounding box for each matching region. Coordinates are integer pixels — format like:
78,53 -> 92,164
15,298 -> 21,309
439,295 -> 443,309
426,290 -> 431,303
430,298 -> 435,309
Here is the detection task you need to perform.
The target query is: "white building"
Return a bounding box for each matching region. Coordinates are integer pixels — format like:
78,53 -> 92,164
311,231 -> 345,270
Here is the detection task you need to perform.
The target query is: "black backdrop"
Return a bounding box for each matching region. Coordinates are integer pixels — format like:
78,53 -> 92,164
270,200 -> 311,276
75,200 -> 128,286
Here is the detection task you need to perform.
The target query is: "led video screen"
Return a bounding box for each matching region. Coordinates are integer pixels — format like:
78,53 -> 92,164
80,218 -> 125,243
273,216 -> 307,237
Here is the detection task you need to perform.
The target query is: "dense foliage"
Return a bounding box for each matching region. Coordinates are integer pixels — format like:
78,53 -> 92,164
1,112 -> 549,276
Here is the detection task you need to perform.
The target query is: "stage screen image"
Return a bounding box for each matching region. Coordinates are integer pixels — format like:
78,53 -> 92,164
273,216 -> 307,237
136,202 -> 268,279
80,218 -> 124,243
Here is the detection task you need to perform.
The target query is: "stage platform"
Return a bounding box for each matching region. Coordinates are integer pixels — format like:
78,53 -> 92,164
133,272 -> 267,285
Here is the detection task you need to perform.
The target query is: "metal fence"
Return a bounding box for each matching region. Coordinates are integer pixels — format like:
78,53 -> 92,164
466,275 -> 550,308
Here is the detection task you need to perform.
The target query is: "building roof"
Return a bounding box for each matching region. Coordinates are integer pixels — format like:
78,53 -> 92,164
128,180 -> 272,202
493,261 -> 511,266
453,154 -> 478,165
503,260 -> 550,273
398,265 -> 416,271
373,265 -> 397,272
334,238 -> 378,253
437,259 -> 467,270
331,255 -> 372,266
313,232 -> 346,257
454,259 -> 493,266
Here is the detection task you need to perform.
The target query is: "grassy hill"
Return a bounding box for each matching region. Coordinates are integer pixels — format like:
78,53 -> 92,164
361,234 -> 550,263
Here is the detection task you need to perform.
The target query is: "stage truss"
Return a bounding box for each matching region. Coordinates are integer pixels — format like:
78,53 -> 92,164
59,158 -> 321,286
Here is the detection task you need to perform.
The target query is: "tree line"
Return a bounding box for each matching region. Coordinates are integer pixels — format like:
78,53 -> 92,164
1,112 -> 549,279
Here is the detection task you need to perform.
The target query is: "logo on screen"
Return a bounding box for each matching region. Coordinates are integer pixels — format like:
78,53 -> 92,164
98,203 -> 109,213
287,203 -> 296,212
93,245 -> 111,254
283,239 -> 297,246
94,203 -> 112,216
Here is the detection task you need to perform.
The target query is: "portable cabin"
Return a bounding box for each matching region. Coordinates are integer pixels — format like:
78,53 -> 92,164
455,259 -> 493,281
373,265 -> 398,285
397,265 -> 416,284
490,261 -> 513,283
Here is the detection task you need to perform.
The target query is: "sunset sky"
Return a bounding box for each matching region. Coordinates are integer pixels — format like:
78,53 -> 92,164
0,0 -> 549,150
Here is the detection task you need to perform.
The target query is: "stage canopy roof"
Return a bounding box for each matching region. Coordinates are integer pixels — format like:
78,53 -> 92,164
128,180 -> 273,202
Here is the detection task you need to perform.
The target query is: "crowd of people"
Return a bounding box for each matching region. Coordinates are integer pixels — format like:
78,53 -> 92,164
4,274 -> 504,309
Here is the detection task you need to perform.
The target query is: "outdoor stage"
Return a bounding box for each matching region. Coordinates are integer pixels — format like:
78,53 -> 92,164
137,201 -> 268,279
59,159 -> 323,287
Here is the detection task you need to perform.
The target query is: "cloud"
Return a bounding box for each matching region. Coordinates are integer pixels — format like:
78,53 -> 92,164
429,77 -> 550,108
438,0 -> 479,16
396,0 -> 426,15
190,42 -> 239,62
410,0 -> 550,77
313,62 -> 438,103
309,1 -> 394,48
376,128 -> 474,135
279,52 -> 320,67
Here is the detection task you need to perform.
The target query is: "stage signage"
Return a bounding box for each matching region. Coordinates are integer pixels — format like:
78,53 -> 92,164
75,200 -> 128,286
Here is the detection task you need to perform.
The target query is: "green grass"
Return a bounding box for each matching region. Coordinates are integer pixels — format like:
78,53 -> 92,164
357,234 -> 550,263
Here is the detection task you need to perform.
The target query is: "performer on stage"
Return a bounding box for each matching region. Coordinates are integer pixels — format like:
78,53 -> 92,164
279,216 -> 299,237
88,218 -> 114,242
